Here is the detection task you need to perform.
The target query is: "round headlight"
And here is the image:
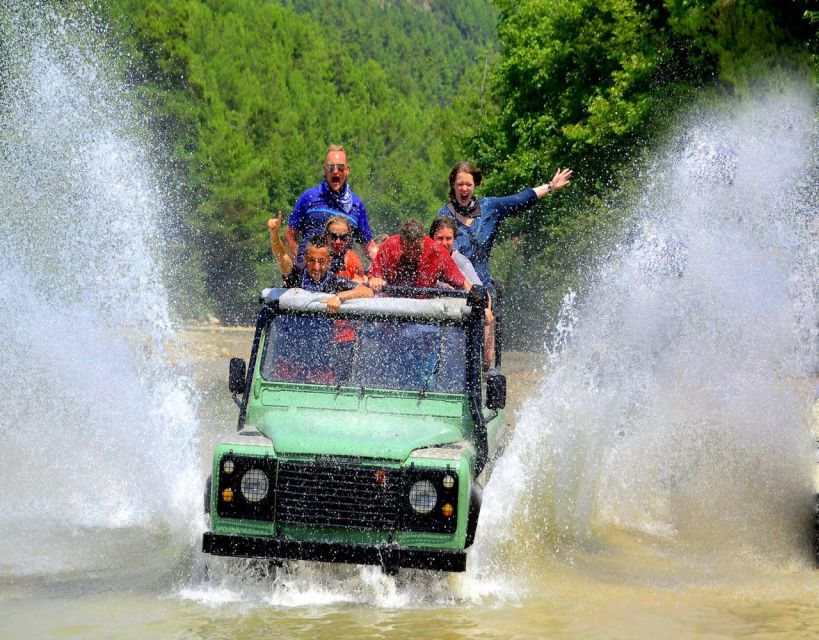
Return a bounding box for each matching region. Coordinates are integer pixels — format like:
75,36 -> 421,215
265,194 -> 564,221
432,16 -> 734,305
240,468 -> 269,503
409,480 -> 437,514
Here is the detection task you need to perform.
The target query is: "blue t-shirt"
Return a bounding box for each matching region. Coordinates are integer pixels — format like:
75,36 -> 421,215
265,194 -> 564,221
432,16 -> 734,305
437,188 -> 538,286
289,180 -> 371,264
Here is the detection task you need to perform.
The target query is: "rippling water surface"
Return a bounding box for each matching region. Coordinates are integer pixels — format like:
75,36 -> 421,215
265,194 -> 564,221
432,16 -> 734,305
1,2 -> 818,639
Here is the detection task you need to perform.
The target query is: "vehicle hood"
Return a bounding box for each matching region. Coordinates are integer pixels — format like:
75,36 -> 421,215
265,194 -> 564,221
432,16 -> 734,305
257,407 -> 465,461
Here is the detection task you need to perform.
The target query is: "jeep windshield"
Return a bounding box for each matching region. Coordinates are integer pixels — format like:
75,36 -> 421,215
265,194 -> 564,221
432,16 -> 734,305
260,314 -> 466,393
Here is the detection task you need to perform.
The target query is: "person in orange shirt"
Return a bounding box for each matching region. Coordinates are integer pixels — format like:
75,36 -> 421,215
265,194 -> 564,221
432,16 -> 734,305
324,215 -> 366,283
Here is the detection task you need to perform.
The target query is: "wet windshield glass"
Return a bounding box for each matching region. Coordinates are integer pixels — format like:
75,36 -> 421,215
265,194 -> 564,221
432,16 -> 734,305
260,315 -> 466,393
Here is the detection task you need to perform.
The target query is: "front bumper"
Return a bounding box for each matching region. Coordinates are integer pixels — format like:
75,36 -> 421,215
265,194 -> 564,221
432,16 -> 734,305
202,532 -> 466,572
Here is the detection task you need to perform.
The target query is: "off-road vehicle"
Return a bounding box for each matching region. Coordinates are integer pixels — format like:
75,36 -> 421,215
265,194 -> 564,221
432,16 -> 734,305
202,287 -> 508,572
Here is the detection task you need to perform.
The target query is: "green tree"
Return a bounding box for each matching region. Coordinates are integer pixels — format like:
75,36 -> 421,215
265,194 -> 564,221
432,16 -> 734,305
459,0 -> 817,344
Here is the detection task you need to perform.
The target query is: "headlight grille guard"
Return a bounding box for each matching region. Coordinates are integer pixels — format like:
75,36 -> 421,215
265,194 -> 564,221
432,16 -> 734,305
216,454 -> 278,520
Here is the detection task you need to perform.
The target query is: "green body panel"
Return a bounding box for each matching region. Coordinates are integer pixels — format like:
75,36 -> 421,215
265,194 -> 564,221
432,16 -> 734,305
245,383 -> 470,460
209,440 -> 478,550
208,412 -> 508,551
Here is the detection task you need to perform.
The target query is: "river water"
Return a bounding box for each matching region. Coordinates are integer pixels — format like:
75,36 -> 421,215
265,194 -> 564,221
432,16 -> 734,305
1,3 -> 819,639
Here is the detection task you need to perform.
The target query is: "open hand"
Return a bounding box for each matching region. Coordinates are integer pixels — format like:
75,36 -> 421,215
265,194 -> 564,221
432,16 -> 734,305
550,167 -> 573,191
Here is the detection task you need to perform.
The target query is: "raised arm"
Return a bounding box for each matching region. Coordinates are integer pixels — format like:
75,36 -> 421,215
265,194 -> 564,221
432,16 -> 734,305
268,211 -> 294,277
284,225 -> 299,259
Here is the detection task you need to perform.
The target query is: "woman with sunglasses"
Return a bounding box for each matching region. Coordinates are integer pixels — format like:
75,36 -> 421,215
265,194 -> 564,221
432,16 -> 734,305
324,215 -> 366,283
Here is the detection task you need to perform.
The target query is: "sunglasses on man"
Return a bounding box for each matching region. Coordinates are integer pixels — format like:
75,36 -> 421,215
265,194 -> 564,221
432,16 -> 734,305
325,163 -> 347,172
327,232 -> 351,241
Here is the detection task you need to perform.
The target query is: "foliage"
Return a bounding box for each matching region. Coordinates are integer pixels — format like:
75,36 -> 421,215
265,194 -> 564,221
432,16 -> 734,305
70,0 -> 818,344
461,0 -> 817,345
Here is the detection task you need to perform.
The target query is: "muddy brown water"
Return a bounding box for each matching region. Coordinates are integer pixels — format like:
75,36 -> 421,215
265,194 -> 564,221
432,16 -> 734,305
3,325 -> 819,640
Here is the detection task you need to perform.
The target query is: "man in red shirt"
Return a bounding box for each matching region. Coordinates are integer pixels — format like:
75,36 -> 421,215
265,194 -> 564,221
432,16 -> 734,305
369,219 -> 473,292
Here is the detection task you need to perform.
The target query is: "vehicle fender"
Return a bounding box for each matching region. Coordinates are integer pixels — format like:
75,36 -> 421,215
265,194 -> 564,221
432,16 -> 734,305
465,482 -> 482,548
204,475 -> 212,515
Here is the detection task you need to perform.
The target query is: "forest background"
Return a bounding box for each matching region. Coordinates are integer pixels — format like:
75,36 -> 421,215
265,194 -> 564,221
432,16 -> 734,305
76,1 -> 818,345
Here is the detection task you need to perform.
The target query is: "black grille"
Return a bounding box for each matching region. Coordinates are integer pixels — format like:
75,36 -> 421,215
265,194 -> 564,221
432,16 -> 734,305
275,462 -> 401,529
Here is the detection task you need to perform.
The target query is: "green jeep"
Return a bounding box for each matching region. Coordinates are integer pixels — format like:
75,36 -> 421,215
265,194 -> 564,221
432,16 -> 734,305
202,286 -> 509,573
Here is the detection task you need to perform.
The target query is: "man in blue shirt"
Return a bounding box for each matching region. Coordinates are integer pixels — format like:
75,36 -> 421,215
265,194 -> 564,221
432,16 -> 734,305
285,145 -> 375,265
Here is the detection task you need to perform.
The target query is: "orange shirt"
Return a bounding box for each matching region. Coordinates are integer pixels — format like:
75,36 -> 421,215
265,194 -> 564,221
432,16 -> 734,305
330,250 -> 365,344
334,249 -> 365,282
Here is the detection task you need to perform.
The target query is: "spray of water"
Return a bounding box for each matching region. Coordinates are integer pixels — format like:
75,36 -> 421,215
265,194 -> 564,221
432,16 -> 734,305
0,3 -> 200,582
468,85 -> 819,587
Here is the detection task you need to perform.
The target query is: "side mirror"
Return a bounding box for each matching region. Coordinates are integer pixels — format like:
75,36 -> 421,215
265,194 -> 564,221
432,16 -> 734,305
485,370 -> 506,410
228,358 -> 247,395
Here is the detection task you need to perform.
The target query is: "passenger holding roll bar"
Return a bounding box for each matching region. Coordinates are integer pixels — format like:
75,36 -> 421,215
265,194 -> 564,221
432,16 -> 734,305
368,219 -> 488,308
268,211 -> 373,312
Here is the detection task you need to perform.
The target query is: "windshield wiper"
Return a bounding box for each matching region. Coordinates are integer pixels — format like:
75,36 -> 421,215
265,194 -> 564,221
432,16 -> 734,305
417,347 -> 441,403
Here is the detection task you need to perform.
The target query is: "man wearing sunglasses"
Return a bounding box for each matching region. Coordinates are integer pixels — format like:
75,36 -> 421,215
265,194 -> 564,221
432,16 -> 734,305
285,144 -> 376,266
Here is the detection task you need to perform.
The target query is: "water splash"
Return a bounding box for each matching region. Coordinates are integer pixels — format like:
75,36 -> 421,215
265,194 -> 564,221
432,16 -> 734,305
471,86 -> 819,586
0,2 -> 200,580
180,558 -> 478,610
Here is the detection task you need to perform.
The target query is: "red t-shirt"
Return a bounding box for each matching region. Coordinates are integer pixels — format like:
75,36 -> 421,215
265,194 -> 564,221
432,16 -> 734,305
369,235 -> 466,288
